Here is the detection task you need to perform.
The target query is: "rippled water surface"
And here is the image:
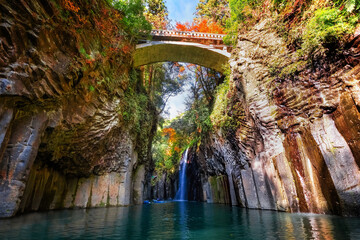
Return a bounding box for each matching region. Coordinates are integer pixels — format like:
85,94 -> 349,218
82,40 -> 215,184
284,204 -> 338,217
1,202 -> 360,239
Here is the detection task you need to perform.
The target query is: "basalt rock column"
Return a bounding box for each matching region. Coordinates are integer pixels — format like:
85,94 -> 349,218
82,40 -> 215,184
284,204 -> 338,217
192,19 -> 360,216
0,0 -> 156,218
0,111 -> 48,217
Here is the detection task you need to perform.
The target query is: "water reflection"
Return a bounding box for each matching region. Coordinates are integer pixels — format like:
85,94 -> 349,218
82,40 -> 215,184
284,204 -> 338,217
177,201 -> 189,239
0,202 -> 360,239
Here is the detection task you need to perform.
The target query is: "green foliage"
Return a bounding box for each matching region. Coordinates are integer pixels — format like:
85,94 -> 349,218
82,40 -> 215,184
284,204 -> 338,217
196,0 -> 230,27
110,0 -> 152,40
344,0 -> 360,12
118,70 -> 151,136
121,91 -> 148,126
185,100 -> 213,136
228,0 -> 260,22
144,0 -> 169,29
302,7 -> 358,56
167,70 -> 218,139
279,60 -> 307,78
143,63 -> 186,114
272,0 -> 288,9
224,0 -> 360,51
334,0 -> 360,13
210,78 -> 230,129
152,131 -> 168,170
152,125 -> 187,175
79,46 -> 91,59
151,64 -> 223,176
224,0 -> 263,45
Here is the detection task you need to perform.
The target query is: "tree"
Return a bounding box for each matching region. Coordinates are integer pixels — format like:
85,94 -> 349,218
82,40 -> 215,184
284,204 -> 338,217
111,0 -> 152,41
196,0 -> 230,27
142,62 -> 188,114
175,18 -> 225,33
144,0 -> 169,29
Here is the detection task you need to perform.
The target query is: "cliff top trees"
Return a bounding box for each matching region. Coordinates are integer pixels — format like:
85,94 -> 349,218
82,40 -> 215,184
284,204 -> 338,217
144,0 -> 169,29
110,0 -> 152,41
196,0 -> 230,27
175,19 -> 225,34
174,0 -> 228,34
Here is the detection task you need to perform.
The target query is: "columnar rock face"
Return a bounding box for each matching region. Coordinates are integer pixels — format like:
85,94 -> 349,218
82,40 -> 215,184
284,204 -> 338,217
0,0 -> 155,218
151,171 -> 177,200
1,1 -> 359,219
192,20 -> 360,216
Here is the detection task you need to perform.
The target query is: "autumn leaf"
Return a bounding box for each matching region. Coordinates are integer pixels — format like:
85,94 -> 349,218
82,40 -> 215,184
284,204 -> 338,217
175,18 -> 224,34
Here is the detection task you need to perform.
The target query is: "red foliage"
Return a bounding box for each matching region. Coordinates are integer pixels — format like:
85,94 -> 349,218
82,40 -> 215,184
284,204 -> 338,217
121,45 -> 132,54
62,0 -> 80,13
61,0 -> 88,27
175,22 -> 191,31
175,19 -> 224,34
86,59 -> 95,64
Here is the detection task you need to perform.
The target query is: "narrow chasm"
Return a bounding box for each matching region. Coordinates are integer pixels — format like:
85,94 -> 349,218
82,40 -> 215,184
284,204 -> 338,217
1,0 -> 360,239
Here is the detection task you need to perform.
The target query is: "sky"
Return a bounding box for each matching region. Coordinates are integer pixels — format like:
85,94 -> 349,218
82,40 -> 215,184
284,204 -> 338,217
166,0 -> 199,24
163,0 -> 199,119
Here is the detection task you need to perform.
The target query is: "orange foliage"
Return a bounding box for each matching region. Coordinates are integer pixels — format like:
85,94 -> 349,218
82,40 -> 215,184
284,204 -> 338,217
85,59 -> 95,64
175,22 -> 190,31
161,128 -> 182,157
61,0 -> 87,27
175,19 -> 224,34
162,128 -> 177,143
121,45 -> 132,54
179,66 -> 185,73
60,1 -> 129,56
62,0 -> 80,13
174,146 -> 181,153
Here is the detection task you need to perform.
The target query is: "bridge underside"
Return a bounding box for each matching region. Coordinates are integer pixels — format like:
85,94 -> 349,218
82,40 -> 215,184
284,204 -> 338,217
134,42 -> 230,73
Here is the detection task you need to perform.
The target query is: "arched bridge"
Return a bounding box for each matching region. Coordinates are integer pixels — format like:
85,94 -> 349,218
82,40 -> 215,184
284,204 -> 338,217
134,30 -> 231,73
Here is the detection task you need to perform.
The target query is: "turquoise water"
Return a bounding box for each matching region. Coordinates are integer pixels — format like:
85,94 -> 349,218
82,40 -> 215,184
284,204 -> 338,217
1,202 -> 360,239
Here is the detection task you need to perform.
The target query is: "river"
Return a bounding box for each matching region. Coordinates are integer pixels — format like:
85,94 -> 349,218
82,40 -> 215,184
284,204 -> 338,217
1,202 -> 360,239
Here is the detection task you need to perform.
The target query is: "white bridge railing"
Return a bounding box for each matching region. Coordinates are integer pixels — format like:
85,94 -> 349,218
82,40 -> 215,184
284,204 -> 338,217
150,29 -> 226,40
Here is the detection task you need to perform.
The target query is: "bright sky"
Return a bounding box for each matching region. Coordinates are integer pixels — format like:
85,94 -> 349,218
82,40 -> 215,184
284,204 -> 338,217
166,0 -> 199,24
164,0 -> 199,119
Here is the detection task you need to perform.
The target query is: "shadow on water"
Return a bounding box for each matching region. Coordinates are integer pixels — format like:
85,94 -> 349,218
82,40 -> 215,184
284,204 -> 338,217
1,202 -> 360,239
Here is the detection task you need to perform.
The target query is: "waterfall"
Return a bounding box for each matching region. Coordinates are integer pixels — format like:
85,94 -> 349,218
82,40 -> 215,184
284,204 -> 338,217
175,148 -> 189,201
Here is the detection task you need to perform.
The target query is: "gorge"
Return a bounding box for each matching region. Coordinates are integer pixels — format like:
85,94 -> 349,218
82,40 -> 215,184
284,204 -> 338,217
0,0 -> 360,238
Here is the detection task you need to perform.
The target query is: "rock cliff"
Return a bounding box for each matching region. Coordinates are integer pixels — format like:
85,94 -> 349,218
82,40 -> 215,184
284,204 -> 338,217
1,1 -> 360,219
0,0 -> 155,218
191,19 -> 360,216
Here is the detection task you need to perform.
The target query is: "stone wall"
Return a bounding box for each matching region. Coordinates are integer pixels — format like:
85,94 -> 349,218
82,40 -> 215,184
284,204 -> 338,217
19,161 -> 136,213
151,171 -> 177,200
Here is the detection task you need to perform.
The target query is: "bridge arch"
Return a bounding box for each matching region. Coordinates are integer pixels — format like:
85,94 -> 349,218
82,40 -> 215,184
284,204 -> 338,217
134,41 -> 230,74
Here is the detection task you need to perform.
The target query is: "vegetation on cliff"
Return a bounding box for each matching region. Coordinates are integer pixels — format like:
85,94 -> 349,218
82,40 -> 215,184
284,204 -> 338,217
208,0 -> 360,131
225,0 -> 359,56
3,0 -> 169,176
150,0 -> 229,177
151,64 -> 224,176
